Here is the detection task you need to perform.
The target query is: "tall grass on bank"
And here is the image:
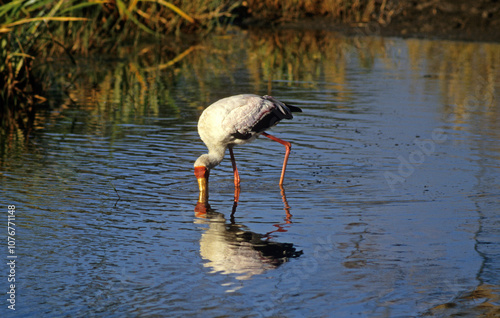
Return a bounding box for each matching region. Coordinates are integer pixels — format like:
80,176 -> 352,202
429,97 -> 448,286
0,0 -> 238,136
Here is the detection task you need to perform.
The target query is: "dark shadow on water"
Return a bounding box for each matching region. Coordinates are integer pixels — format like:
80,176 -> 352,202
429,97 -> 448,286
194,187 -> 302,280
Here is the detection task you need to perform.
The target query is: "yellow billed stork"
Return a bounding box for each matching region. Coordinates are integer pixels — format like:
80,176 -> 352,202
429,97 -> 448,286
194,94 -> 302,202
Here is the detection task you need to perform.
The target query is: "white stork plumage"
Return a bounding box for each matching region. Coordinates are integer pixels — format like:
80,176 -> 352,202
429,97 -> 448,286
194,94 -> 302,202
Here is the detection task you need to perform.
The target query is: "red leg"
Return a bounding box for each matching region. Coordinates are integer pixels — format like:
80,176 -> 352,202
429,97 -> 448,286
229,147 -> 240,188
262,132 -> 291,185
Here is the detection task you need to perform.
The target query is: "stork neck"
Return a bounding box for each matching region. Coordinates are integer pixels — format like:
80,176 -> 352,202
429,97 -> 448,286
205,146 -> 226,169
194,146 -> 226,170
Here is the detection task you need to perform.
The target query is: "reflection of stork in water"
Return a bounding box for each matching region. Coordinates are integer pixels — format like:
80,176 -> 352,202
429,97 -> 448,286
194,94 -> 302,202
195,200 -> 302,280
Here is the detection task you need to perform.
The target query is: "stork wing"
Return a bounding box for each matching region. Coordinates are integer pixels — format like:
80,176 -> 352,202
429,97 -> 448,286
222,95 -> 294,139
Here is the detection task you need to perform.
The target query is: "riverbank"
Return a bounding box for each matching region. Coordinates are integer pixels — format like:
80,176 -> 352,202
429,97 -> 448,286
240,0 -> 500,42
382,0 -> 500,42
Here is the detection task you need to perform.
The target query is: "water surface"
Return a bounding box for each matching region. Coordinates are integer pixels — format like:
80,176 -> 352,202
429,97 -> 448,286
2,30 -> 500,317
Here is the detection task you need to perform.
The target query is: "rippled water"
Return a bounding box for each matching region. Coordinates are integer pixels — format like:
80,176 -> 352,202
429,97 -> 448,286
2,31 -> 500,317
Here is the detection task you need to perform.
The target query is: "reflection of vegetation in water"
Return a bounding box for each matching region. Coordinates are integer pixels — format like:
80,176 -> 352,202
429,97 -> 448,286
407,39 -> 500,133
426,283 -> 500,317
247,31 -> 324,90
245,30 -> 392,105
3,28 -> 499,143
36,45 -> 185,137
244,31 -> 499,131
174,35 -> 248,106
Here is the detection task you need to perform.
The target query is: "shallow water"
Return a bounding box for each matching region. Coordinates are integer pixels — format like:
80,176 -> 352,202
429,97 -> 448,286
2,30 -> 500,317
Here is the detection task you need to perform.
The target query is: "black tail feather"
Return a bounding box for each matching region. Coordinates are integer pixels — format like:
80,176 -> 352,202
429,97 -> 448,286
285,102 -> 302,112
